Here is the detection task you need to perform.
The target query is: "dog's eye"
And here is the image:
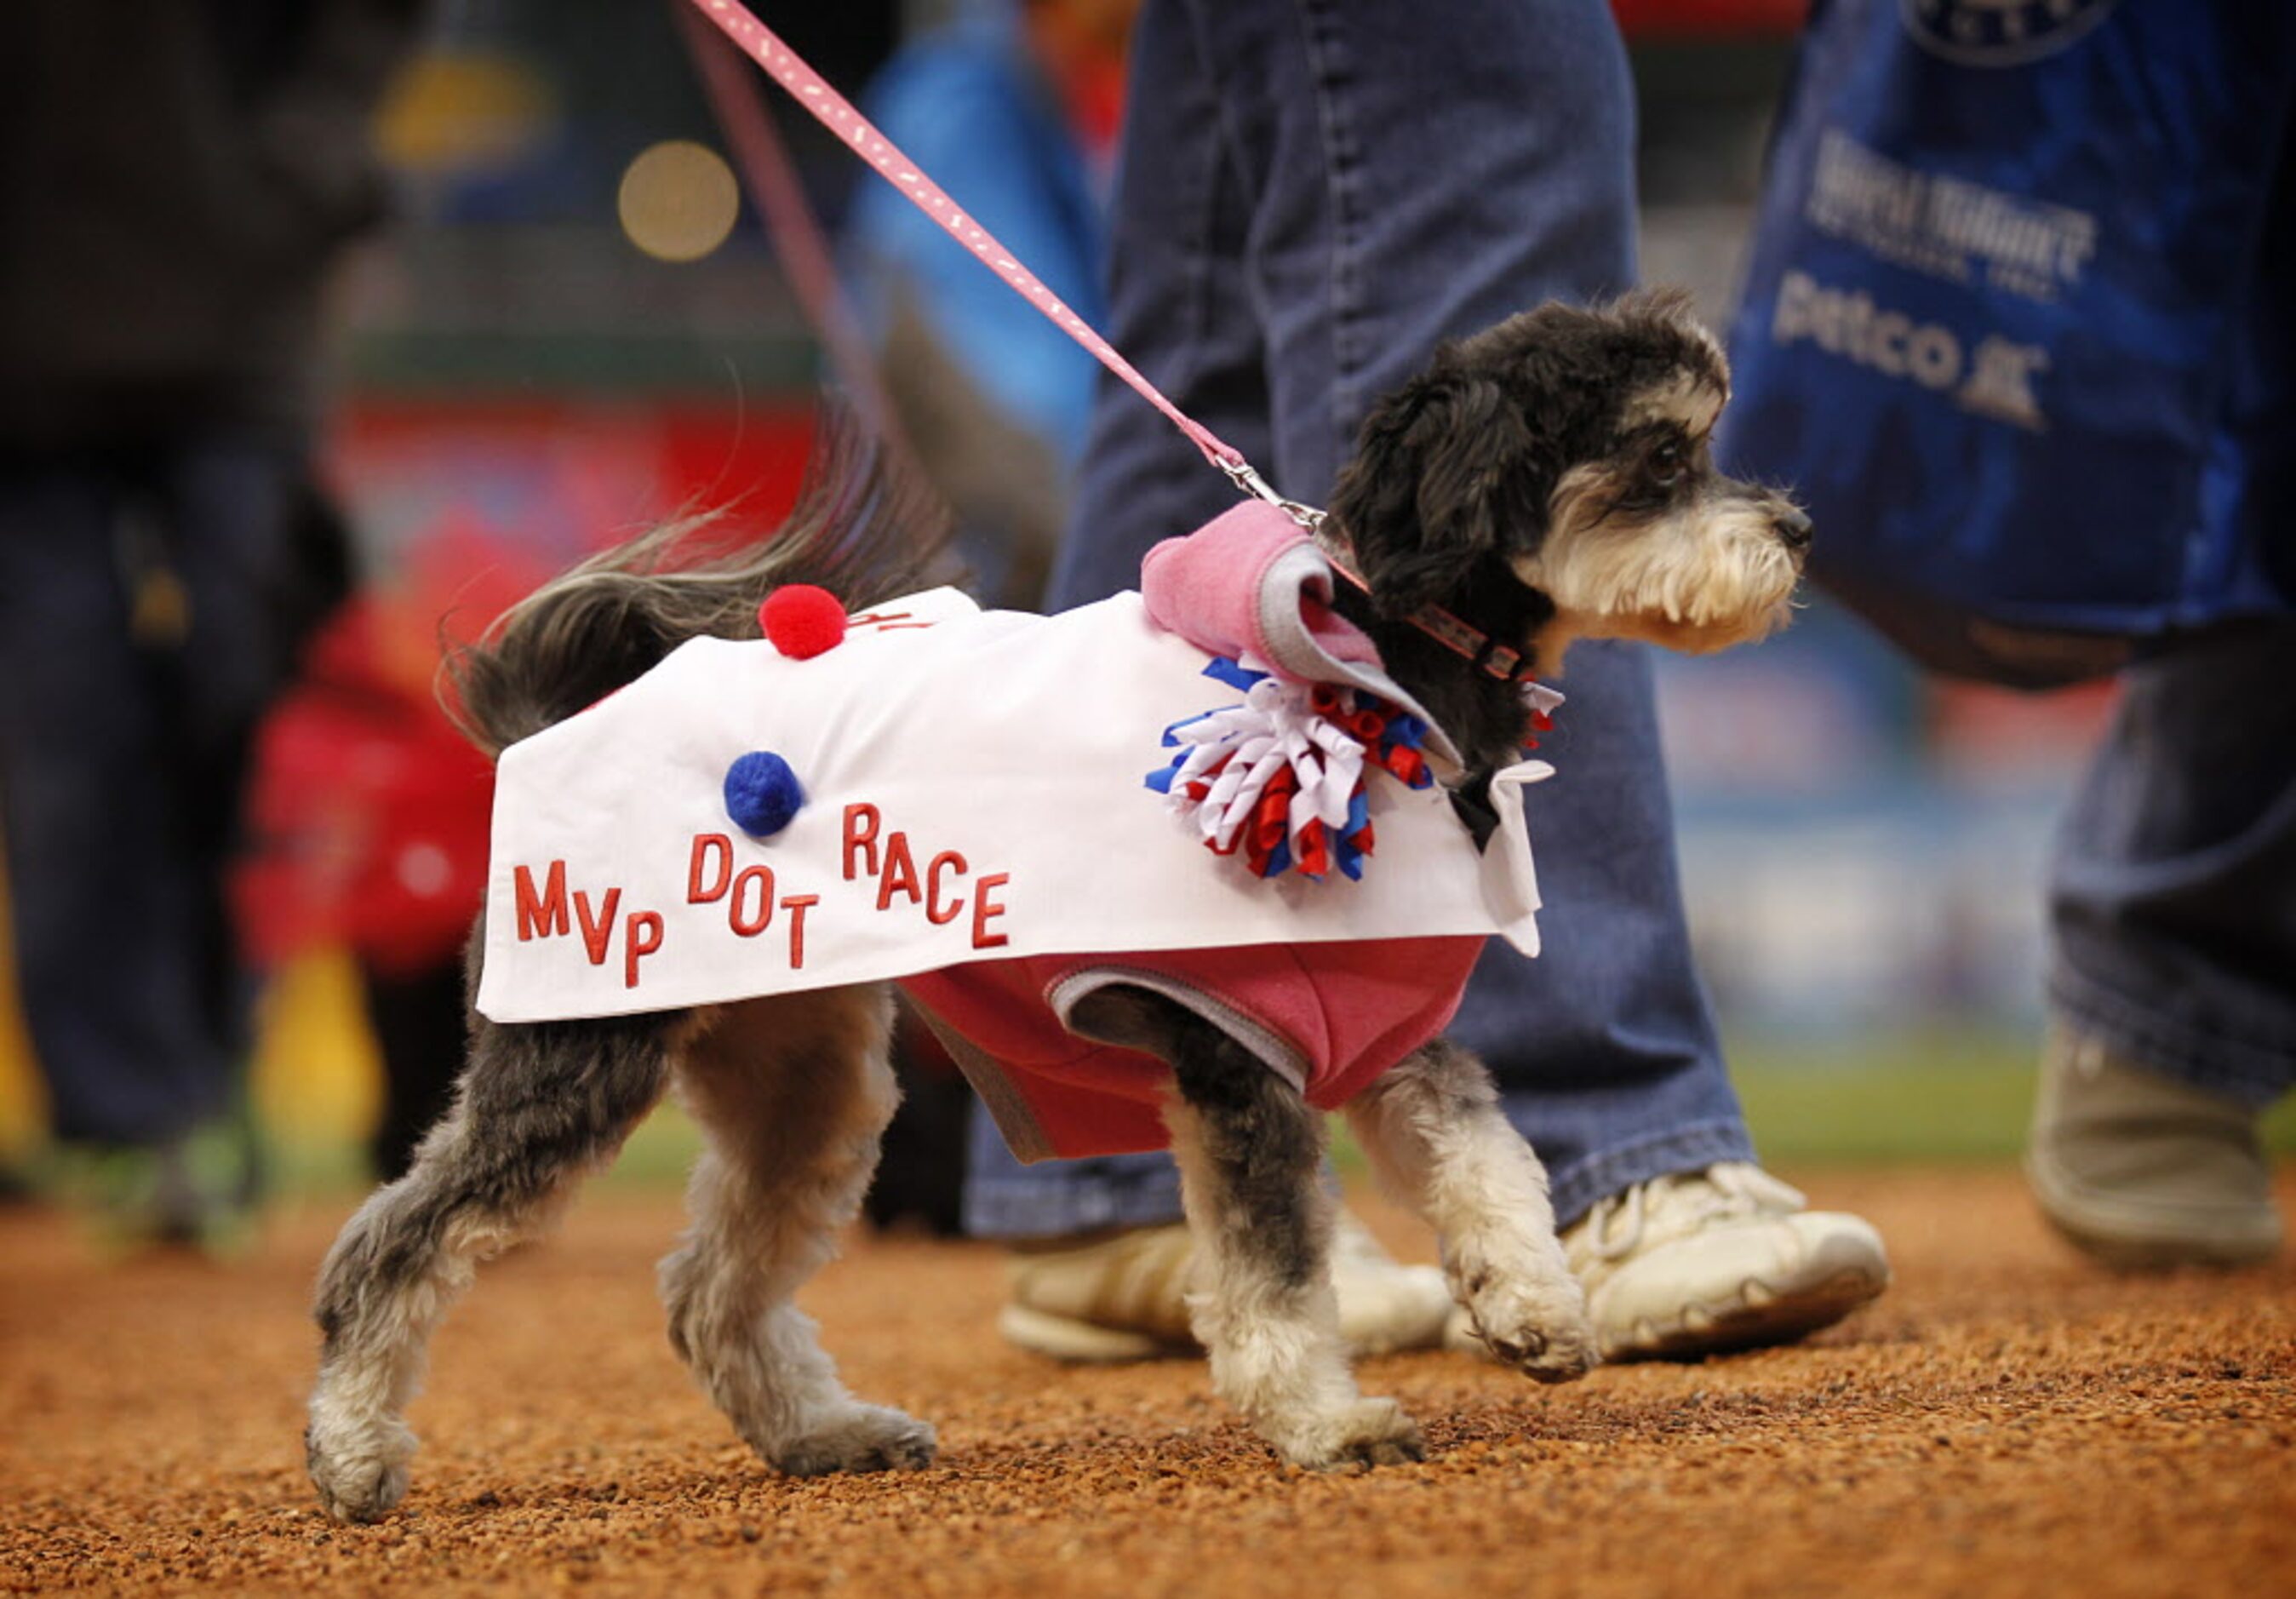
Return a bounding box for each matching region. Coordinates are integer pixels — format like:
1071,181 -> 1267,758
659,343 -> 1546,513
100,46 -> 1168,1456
1649,440 -> 1686,487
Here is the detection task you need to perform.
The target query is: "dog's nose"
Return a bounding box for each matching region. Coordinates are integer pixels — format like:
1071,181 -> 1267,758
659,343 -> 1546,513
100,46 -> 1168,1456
1772,506 -> 1813,551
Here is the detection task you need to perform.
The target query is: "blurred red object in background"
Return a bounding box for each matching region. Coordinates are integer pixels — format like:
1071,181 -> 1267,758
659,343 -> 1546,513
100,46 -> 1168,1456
233,398 -> 820,979
232,518 -> 543,977
1612,0 -> 1806,37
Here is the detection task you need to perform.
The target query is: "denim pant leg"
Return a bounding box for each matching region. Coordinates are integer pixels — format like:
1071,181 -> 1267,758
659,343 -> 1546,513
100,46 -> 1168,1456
0,444 -> 292,1145
2049,622 -> 2296,1108
1199,0 -> 1750,1227
963,0 -> 1750,1237
1447,645 -> 1750,1221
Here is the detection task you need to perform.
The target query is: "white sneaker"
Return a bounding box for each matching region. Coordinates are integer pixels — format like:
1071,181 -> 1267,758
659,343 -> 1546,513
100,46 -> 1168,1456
1557,1163 -> 1890,1361
999,1210 -> 1455,1362
2027,1027 -> 2282,1269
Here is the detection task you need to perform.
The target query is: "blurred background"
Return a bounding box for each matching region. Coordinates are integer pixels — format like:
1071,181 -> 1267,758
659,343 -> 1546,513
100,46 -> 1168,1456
0,0 -> 2282,1201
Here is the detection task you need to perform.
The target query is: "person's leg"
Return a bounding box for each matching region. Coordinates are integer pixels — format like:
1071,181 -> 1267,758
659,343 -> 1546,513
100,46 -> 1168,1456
1125,0 -> 1749,1218
152,441 -> 306,1085
0,441 -> 295,1240
1050,1 -> 1743,1218
1447,646 -> 1749,1220
984,0 -> 1885,1361
2033,621 -> 2296,1265
0,456 -> 237,1148
1185,0 -> 1883,1355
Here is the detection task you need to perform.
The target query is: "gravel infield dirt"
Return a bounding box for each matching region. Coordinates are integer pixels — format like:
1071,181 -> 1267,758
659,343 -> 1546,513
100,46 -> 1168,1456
3,1166 -> 2292,1598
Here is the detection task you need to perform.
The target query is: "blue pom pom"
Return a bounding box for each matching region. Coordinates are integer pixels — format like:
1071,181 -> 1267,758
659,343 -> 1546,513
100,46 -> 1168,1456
724,751 -> 805,839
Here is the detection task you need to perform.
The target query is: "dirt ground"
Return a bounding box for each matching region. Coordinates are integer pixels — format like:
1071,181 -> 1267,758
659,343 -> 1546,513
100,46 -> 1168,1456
3,1166 -> 2292,1599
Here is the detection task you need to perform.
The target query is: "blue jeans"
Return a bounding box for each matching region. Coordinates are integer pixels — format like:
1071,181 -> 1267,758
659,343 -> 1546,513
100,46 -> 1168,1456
2050,621 -> 2296,1107
963,0 -> 1751,1236
0,439 -> 306,1145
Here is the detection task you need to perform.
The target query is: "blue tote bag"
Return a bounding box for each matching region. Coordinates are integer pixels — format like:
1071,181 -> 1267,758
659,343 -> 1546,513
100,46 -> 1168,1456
1723,0 -> 2296,687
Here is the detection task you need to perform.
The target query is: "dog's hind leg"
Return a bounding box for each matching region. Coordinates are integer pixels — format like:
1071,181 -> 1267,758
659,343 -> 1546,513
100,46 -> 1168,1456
1343,1038 -> 1597,1383
306,1006 -> 684,1522
1069,989 -> 1423,1471
657,986 -> 936,1478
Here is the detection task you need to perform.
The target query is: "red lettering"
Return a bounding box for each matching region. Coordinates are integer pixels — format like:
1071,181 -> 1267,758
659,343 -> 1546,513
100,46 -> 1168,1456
842,803 -> 881,880
925,851 -> 968,926
782,894 -> 818,969
575,887 -> 621,966
729,864 -> 776,937
971,873 -> 1011,950
623,911 -> 663,989
687,834 -> 733,903
513,861 -> 570,941
877,830 -> 921,910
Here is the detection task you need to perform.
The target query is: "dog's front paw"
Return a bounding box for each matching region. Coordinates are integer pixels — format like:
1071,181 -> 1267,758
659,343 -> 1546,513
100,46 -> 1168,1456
771,1404 -> 938,1477
1474,1305 -> 1600,1384
1271,1396 -> 1427,1473
306,1418 -> 415,1524
1455,1258 -> 1600,1384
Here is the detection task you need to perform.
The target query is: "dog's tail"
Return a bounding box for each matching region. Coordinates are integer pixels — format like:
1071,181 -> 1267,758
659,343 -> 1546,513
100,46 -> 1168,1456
447,416 -> 954,758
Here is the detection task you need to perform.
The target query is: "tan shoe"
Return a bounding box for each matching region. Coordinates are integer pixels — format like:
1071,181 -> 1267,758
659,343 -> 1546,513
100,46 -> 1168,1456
1549,1163 -> 1889,1361
999,1210 -> 1455,1362
2027,1028 -> 2282,1269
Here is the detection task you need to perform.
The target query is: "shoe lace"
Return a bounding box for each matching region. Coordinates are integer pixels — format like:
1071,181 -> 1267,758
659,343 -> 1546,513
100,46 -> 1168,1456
1579,1162 -> 1789,1263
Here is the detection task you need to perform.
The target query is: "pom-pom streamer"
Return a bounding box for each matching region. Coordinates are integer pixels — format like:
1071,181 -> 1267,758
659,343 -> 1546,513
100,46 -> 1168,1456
1146,658 -> 1435,881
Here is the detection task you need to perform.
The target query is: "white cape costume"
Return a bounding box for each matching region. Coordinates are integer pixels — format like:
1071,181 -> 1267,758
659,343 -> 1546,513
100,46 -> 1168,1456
474,587 -> 1552,1025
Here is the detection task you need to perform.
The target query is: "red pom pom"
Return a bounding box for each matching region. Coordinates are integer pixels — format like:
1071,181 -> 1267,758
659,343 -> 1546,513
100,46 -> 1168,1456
759,585 -> 847,659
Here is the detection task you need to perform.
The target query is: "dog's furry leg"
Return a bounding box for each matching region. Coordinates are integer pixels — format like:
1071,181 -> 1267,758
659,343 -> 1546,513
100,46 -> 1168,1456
1068,990 -> 1423,1471
658,986 -> 936,1477
306,1006 -> 684,1522
1343,1039 -> 1597,1383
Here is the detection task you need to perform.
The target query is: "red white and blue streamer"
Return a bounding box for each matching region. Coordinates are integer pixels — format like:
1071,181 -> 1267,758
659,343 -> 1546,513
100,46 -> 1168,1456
1146,659 -> 1437,881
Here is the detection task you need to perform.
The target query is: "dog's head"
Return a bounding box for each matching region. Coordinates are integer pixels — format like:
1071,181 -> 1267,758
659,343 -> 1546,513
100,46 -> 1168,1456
1328,292 -> 1808,674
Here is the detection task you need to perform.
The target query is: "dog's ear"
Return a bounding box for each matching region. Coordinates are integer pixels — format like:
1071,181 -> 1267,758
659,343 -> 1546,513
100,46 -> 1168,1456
1329,367 -> 1544,616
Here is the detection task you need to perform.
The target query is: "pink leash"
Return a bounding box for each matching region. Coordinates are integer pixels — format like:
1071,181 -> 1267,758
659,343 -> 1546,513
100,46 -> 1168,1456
678,0 -> 1535,685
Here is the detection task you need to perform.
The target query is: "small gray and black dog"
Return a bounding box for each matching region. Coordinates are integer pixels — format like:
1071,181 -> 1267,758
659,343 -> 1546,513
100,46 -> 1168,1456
304,292 -> 1811,1520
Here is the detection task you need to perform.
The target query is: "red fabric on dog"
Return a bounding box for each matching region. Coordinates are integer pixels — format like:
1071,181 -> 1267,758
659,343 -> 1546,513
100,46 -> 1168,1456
899,934 -> 1483,1160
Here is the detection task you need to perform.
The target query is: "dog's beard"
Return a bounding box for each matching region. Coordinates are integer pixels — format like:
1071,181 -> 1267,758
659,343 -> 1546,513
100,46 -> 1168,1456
1511,467 -> 1801,658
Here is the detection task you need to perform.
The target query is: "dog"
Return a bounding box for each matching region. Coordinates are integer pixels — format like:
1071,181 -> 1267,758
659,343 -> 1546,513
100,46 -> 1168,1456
303,291 -> 1809,1520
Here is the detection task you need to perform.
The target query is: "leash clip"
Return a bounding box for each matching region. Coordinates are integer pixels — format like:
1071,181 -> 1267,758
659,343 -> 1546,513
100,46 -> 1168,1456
1220,455 -> 1328,533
